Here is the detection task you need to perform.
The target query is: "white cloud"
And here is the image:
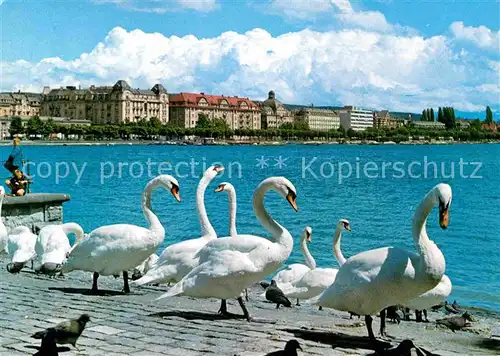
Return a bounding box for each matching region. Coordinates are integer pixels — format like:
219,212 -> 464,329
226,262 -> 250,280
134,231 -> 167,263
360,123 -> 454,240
92,0 -> 218,13
267,0 -> 396,33
337,10 -> 392,32
450,21 -> 500,51
1,26 -> 498,113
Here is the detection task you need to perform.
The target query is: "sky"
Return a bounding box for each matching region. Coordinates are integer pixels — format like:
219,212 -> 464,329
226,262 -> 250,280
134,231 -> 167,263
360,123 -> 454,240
0,0 -> 499,119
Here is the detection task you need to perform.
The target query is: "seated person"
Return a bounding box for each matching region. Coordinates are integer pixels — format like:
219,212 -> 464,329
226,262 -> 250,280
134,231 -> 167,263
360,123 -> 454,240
6,169 -> 29,196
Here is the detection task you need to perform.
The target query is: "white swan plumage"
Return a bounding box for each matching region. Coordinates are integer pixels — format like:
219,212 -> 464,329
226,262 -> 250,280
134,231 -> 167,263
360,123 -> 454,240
156,176 -> 299,321
405,274 -> 452,311
316,183 -> 452,338
34,223 -> 85,273
282,220 -> 350,301
7,226 -> 37,273
134,165 -> 223,286
274,226 -> 314,289
135,253 -> 160,275
215,182 -> 238,237
62,174 -> 180,293
0,186 -> 8,254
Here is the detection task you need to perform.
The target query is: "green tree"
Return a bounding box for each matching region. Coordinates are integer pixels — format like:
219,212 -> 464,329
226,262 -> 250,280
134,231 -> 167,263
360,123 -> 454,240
196,113 -> 211,129
9,116 -> 24,137
149,117 -> 162,128
437,107 -> 443,124
26,116 -> 44,138
430,108 -> 435,122
42,118 -> 55,137
422,109 -> 428,122
485,106 -> 493,124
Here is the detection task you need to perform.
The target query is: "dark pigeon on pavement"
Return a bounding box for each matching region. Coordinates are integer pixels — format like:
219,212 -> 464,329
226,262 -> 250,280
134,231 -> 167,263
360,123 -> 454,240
436,311 -> 474,332
31,314 -> 90,348
265,339 -> 302,356
265,280 -> 292,309
444,301 -> 459,314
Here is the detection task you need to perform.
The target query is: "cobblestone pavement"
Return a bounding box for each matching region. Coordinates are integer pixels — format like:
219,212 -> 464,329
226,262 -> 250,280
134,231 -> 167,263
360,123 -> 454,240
1,255 -> 497,355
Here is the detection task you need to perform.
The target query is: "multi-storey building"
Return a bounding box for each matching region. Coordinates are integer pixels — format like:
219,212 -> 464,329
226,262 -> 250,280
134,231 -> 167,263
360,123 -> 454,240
169,92 -> 261,130
339,106 -> 374,131
0,92 -> 42,117
41,80 -> 169,124
294,107 -> 340,131
260,91 -> 294,129
373,110 -> 397,129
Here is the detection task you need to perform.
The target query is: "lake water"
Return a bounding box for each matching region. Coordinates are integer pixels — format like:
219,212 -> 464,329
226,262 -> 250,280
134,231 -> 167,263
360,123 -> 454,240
2,143 -> 499,312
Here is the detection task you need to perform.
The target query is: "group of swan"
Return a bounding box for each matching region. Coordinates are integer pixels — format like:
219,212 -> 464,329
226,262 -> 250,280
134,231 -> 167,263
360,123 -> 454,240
1,167 -> 454,340
316,183 -> 453,338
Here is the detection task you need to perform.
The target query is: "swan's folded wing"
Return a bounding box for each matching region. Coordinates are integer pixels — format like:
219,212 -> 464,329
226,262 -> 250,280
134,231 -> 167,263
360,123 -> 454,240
195,235 -> 270,262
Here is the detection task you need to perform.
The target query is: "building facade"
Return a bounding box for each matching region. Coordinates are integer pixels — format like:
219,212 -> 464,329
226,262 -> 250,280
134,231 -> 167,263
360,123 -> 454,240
41,80 -> 169,124
260,91 -> 294,129
373,110 -> 397,129
339,106 -> 374,131
410,121 -> 446,129
0,92 -> 42,118
294,107 -> 340,131
169,92 -> 261,130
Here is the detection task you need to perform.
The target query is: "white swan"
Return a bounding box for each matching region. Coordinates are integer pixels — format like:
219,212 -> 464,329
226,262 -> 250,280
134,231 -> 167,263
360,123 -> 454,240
62,174 -> 180,293
7,226 -> 37,273
316,183 -> 452,339
134,165 -> 224,286
134,253 -> 160,276
275,227 -> 314,286
272,227 -> 313,305
34,223 -> 85,274
0,186 -> 8,254
215,182 -> 238,237
282,220 -> 351,301
157,176 -> 298,321
405,274 -> 452,321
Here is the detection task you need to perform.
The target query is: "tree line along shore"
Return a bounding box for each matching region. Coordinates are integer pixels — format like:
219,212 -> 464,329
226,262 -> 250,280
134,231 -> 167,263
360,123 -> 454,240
6,113 -> 500,144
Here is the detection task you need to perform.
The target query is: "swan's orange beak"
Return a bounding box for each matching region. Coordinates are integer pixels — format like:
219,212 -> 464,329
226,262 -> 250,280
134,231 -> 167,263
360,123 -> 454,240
286,192 -> 298,212
214,166 -> 225,173
306,231 -> 312,243
214,184 -> 225,193
439,204 -> 449,229
171,185 -> 181,202
345,224 -> 351,231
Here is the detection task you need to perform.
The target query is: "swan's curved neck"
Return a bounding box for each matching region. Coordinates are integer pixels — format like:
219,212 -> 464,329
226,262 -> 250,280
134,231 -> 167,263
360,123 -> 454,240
300,237 -> 316,269
412,189 -> 445,279
142,178 -> 165,235
61,223 -> 84,247
333,225 -> 346,266
227,188 -> 238,237
197,174 -> 217,238
0,194 -> 3,216
253,181 -> 292,251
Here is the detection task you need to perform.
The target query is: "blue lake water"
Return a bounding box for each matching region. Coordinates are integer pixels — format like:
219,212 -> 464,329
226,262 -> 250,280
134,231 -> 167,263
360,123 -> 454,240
2,143 -> 499,312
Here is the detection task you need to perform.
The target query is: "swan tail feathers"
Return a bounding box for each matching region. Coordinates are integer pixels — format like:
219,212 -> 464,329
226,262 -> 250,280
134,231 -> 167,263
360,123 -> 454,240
155,282 -> 184,300
133,274 -> 160,286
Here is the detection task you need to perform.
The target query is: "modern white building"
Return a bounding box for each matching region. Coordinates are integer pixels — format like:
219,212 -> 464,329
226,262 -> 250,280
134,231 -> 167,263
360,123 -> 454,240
339,106 -> 374,131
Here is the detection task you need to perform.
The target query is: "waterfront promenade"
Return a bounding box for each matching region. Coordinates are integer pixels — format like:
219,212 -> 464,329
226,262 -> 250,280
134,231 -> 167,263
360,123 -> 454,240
0,255 -> 498,355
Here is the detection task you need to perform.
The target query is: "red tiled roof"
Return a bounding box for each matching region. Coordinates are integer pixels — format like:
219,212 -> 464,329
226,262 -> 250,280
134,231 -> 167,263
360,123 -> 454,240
169,92 -> 259,110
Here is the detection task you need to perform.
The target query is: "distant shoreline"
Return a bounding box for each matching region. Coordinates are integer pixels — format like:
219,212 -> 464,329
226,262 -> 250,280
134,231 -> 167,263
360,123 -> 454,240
0,139 -> 498,147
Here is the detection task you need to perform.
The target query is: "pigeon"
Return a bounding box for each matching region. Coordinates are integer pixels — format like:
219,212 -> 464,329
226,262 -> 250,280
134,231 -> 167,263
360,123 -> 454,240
33,327 -> 59,356
444,301 -> 459,314
31,314 -> 90,348
436,311 -> 474,332
260,280 -> 271,289
431,302 -> 445,311
265,280 -> 292,309
452,300 -> 461,311
370,339 -> 438,356
265,339 -> 302,356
